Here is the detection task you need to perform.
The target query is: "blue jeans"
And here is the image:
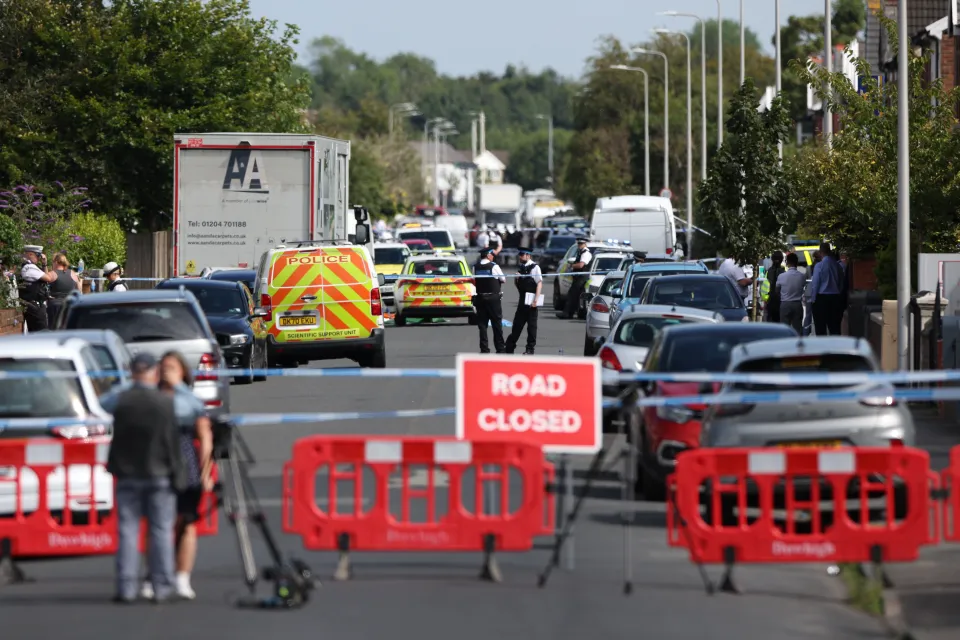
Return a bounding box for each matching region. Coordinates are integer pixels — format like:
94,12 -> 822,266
115,477 -> 176,599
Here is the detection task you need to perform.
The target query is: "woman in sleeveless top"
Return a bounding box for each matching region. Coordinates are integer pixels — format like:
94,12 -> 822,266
47,252 -> 79,328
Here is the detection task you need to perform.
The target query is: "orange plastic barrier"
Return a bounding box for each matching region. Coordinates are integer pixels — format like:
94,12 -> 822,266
667,447 -> 940,565
282,436 -> 554,552
942,445 -> 960,542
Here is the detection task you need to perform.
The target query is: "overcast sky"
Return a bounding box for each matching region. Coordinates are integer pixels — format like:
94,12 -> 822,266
248,0 -> 828,78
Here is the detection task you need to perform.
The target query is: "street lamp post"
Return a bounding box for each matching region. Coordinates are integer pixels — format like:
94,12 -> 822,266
896,0 -> 910,370
536,114 -> 555,186
660,12 -> 708,181
654,28 -> 693,256
716,0 -> 723,148
739,0 -> 745,84
633,48 -> 669,190
609,65 -> 651,195
432,121 -> 457,207
423,117 -> 444,201
824,0 -> 833,147
775,0 -> 782,160
389,102 -> 419,137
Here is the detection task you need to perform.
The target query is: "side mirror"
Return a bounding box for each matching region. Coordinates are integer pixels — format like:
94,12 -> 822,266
251,307 -> 269,319
354,223 -> 370,245
611,286 -> 623,299
377,273 -> 386,287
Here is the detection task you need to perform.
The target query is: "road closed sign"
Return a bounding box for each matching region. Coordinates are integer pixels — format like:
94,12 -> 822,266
455,354 -> 602,454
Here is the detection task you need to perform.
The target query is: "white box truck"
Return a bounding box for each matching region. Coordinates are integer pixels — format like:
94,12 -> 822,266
172,132 -> 358,275
475,183 -> 523,228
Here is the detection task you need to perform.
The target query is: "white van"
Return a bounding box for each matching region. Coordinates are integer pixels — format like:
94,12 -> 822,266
434,213 -> 469,249
591,195 -> 678,256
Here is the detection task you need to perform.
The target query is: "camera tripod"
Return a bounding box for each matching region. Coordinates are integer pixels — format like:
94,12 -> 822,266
212,419 -> 316,609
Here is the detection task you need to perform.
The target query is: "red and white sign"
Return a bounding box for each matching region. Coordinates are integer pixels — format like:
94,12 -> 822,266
455,354 -> 602,455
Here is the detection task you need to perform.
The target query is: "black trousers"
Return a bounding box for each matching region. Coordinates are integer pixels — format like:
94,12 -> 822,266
23,301 -> 48,332
812,294 -> 843,336
563,275 -> 588,317
505,304 -> 538,354
475,294 -> 505,353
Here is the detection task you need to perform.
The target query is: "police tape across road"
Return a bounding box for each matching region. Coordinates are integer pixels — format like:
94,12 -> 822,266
9,366 -> 960,386
2,385 -> 959,432
82,270 -> 630,282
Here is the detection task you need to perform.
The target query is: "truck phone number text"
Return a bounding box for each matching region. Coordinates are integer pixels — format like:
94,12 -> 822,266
188,221 -> 246,228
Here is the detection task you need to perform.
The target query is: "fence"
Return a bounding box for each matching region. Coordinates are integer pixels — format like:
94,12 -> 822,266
123,231 -> 171,289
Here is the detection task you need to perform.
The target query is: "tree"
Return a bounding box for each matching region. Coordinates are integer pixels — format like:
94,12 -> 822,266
505,129 -> 572,192
0,0 -> 311,230
699,78 -> 795,316
786,17 -> 960,296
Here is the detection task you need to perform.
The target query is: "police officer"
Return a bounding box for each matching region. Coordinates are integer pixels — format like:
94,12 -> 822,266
763,251 -> 784,323
505,247 -> 542,355
558,236 -> 591,319
19,245 -> 57,332
473,246 -> 506,353
103,261 -> 128,292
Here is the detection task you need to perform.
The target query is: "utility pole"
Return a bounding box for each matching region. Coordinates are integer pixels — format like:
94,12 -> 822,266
717,0 -> 723,148
776,0 -> 783,161
896,0 -> 910,370
824,0 -> 833,147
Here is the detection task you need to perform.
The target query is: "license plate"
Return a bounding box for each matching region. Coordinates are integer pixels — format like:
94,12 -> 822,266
422,285 -> 454,293
777,440 -> 843,449
279,315 -> 316,327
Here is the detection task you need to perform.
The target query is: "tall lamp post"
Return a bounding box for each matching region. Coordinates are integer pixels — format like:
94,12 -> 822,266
660,11 -> 708,180
716,0 -> 723,148
389,102 -> 419,137
432,121 -> 457,207
536,113 -> 555,186
609,65 -> 651,196
739,0 -> 745,84
775,0 -> 783,160
824,0 -> 833,148
896,0 -> 910,370
423,117 -> 444,201
653,28 -> 694,256
633,48 -> 669,190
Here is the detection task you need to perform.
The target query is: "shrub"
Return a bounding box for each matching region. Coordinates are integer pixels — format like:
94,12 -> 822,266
0,215 -> 23,309
0,182 -> 91,254
62,212 -> 126,270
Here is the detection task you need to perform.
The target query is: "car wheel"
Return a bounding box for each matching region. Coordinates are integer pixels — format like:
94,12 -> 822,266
254,346 -> 267,382
235,354 -> 255,385
552,284 -> 562,310
395,314 -> 407,327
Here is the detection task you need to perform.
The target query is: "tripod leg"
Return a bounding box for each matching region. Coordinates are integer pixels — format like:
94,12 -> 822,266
537,448 -> 606,588
221,456 -> 258,590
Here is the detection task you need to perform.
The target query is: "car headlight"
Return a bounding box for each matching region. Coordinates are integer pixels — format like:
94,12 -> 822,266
230,334 -> 249,345
656,405 -> 695,423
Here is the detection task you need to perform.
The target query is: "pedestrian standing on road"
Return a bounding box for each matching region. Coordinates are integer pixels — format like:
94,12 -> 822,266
472,246 -> 506,353
558,237 -> 591,319
136,352 -> 213,601
810,242 -> 845,336
46,252 -> 79,328
19,245 -> 57,332
101,352 -> 184,604
764,251 -> 784,323
718,253 -> 754,303
776,252 -> 806,334
802,250 -> 821,336
504,247 -> 542,355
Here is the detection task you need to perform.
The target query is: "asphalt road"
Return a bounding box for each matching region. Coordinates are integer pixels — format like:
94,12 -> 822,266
1,280 -> 889,639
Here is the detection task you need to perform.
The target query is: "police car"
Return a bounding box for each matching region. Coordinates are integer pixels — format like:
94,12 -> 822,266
388,252 -> 476,327
373,242 -> 412,309
553,239 -> 636,312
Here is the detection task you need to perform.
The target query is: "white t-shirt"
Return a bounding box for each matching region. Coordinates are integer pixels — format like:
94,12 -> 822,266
719,257 -> 748,298
20,262 -> 44,284
477,231 -> 489,248
110,282 -> 128,292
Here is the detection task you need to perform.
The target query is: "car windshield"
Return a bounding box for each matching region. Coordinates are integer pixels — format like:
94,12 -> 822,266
627,276 -> 651,298
484,211 -> 515,224
549,236 -> 575,249
401,231 -> 452,246
731,353 -> 874,391
615,317 -> 701,346
662,332 -> 779,373
600,277 -> 624,296
69,302 -> 207,342
0,358 -> 88,418
209,271 -> 255,290
647,280 -> 740,310
593,256 -> 624,272
411,260 -> 465,275
375,247 -> 410,264
183,287 -> 246,316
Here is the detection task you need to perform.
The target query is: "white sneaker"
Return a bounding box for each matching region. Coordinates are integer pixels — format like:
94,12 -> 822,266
139,581 -> 154,600
175,573 -> 196,600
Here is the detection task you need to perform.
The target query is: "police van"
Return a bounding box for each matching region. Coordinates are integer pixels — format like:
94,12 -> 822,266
253,228 -> 385,368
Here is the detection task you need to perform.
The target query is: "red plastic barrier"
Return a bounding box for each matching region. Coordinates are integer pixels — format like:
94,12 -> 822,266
0,438 -> 119,557
667,447 -> 939,564
942,445 -> 960,542
282,437 -> 553,552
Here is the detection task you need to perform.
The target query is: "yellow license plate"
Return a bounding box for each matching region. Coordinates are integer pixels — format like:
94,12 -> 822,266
777,440 -> 843,449
278,315 -> 316,327
422,286 -> 454,293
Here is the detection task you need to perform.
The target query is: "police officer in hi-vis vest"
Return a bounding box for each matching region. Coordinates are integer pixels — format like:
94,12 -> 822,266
505,247 -> 542,355
472,246 -> 506,353
558,236 -> 591,319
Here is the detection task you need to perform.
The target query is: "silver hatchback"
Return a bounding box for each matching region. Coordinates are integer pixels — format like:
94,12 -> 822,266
583,271 -> 625,355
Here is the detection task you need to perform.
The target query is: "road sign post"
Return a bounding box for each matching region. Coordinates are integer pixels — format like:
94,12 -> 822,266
456,354 -> 602,572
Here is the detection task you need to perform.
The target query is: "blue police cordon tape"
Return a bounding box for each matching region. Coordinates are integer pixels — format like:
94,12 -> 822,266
86,270 -> 629,282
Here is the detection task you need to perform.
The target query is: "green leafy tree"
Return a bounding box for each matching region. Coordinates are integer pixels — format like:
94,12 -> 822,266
0,0 -> 310,230
63,212 -> 127,269
787,18 -> 960,297
505,128 -> 572,191
699,78 -> 795,317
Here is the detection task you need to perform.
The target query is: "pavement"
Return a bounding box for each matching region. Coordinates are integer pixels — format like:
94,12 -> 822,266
0,279 -> 897,639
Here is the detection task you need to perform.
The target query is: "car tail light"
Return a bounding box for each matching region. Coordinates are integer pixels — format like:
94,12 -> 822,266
598,346 -> 622,371
371,288 -> 382,316
260,293 -> 272,315
860,396 -> 897,407
889,438 -> 904,447
196,352 -> 219,381
53,424 -> 109,439
591,299 -> 609,313
665,247 -> 673,255
715,403 -> 755,417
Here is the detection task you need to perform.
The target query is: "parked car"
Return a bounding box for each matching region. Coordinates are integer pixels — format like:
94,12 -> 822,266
534,233 -> 577,273
41,329 -> 133,390
608,260 -> 710,328
630,322 -> 798,500
56,289 -> 231,415
578,252 -> 633,317
635,274 -> 748,323
401,238 -> 434,255
156,279 -> 268,384
0,335 -> 115,521
552,240 -> 635,312
204,268 -> 257,294
698,336 -> 914,524
584,271 -> 626,355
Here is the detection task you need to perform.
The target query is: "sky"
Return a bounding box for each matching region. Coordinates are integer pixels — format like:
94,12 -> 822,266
247,0 -> 828,79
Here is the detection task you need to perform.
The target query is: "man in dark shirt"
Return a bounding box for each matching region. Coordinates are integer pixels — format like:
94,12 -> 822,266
103,352 -> 185,603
